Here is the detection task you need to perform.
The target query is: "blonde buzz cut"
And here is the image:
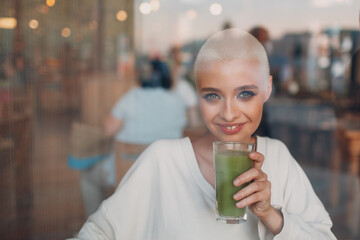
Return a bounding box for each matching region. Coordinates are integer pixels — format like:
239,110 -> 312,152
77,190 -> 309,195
194,28 -> 270,91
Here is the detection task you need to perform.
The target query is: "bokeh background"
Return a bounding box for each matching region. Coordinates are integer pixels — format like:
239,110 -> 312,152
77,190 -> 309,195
1,0 -> 360,239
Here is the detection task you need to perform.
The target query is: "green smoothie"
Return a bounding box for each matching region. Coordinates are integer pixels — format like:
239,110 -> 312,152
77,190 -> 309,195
215,150 -> 252,218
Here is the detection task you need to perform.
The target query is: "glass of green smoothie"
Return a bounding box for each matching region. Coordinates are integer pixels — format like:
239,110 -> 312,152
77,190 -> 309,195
213,141 -> 255,224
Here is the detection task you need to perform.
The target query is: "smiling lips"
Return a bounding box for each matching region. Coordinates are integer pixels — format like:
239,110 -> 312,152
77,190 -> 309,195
218,123 -> 244,134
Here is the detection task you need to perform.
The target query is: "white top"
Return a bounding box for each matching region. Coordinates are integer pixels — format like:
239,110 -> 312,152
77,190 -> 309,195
111,87 -> 186,144
75,137 -> 336,240
174,78 -> 198,108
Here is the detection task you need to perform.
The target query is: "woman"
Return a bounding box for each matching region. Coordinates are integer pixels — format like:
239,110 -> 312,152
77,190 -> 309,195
104,57 -> 186,144
74,29 -> 336,240
76,58 -> 186,217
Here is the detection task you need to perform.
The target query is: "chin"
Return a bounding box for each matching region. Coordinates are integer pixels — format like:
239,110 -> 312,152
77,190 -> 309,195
216,135 -> 245,143
227,132 -> 256,142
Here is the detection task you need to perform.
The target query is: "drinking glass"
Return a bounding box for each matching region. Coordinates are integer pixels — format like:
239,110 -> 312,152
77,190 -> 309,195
213,141 -> 255,224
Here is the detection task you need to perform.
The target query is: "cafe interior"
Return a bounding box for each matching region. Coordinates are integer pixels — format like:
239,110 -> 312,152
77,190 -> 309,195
0,0 -> 360,239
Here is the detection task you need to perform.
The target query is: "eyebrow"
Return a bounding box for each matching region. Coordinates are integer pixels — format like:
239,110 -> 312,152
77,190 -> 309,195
200,84 -> 258,92
200,87 -> 220,92
235,84 -> 258,91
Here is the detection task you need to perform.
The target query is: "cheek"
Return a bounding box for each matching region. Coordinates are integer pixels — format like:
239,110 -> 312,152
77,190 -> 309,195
199,101 -> 218,122
246,101 -> 264,123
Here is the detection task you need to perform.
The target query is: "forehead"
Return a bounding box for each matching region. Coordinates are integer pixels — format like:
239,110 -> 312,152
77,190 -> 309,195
196,59 -> 267,89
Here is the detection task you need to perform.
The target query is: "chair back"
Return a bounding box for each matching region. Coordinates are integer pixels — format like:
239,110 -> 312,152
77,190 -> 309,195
115,142 -> 148,184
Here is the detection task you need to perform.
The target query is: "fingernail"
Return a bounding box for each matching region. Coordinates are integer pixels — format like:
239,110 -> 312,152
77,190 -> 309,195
236,201 -> 244,208
233,193 -> 239,200
233,178 -> 240,186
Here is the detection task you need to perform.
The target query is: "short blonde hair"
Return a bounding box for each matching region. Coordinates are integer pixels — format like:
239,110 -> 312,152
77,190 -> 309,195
194,28 -> 270,89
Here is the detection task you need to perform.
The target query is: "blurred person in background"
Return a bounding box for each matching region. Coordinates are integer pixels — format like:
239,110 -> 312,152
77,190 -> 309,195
103,56 -> 187,144
350,46 -> 360,111
249,26 -> 272,137
2,37 -> 31,85
168,45 -> 202,128
77,57 -> 187,217
249,25 -> 286,95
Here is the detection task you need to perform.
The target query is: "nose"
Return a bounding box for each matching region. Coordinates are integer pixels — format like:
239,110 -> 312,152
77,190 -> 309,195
219,99 -> 239,122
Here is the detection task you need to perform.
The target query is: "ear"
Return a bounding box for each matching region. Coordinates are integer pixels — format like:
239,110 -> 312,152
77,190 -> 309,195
263,75 -> 273,102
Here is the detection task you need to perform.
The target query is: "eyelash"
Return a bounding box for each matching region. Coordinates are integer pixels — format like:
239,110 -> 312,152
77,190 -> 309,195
202,91 -> 256,102
202,93 -> 220,102
237,91 -> 256,99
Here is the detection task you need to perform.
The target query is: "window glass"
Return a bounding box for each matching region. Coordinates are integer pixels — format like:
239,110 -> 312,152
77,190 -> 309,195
0,0 -> 359,239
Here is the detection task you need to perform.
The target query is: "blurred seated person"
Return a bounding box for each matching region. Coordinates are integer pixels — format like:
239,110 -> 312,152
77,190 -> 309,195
103,57 -> 186,185
168,46 -> 203,128
77,58 -> 187,218
350,48 -> 360,111
249,26 -> 272,137
104,57 -> 187,144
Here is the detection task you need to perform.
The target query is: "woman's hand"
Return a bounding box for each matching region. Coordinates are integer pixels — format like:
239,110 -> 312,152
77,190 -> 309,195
232,151 -> 271,216
232,151 -> 283,235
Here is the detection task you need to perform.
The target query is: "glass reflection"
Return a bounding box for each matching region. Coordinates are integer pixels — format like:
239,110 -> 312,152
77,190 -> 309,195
0,0 -> 359,239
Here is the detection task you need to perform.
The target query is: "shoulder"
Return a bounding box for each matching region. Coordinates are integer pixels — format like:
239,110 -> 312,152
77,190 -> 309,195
119,138 -> 190,183
115,87 -> 140,103
257,136 -> 291,158
125,87 -> 141,95
156,89 -> 187,108
257,136 -> 296,175
144,137 -> 190,158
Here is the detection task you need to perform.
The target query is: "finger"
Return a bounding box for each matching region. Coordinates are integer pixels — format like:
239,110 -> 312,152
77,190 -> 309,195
249,152 -> 264,170
233,169 -> 267,187
233,180 -> 269,201
235,188 -> 271,208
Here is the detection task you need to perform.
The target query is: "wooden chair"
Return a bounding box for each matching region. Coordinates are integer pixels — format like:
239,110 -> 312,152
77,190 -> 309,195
115,142 -> 148,185
331,115 -> 360,209
333,114 -> 360,176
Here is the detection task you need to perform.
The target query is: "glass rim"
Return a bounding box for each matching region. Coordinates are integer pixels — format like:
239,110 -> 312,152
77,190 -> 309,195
213,141 -> 255,146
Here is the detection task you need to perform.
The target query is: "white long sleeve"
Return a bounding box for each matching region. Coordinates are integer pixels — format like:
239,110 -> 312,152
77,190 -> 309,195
73,137 -> 336,240
256,137 -> 336,240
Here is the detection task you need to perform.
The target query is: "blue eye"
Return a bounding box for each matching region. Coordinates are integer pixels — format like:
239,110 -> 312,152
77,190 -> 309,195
202,93 -> 221,102
237,91 -> 256,99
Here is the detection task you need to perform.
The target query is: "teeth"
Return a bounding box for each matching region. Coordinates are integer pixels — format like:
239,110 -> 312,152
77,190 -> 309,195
226,126 -> 237,130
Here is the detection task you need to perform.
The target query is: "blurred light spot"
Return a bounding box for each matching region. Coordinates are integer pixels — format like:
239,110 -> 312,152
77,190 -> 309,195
89,20 -> 98,30
29,19 -> 39,29
139,2 -> 152,14
331,61 -> 344,78
116,10 -> 127,21
46,0 -> 55,7
311,0 -> 331,7
150,0 -> 160,12
318,56 -> 330,68
186,9 -> 197,20
288,81 -> 300,95
341,36 -> 353,52
61,27 -> 71,38
311,0 -> 352,7
0,17 -> 17,29
209,3 -> 222,16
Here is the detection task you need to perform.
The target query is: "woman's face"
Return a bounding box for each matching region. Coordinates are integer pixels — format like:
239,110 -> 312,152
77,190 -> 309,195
196,59 -> 272,143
